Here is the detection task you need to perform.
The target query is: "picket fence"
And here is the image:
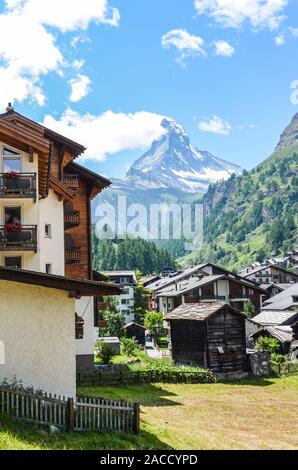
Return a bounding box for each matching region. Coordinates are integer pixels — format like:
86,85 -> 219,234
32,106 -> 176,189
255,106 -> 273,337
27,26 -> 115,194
0,386 -> 139,434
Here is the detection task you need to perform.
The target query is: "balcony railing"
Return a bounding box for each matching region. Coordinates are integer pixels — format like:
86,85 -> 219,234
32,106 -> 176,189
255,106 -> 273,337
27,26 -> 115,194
65,247 -> 81,264
63,175 -> 79,190
198,295 -> 226,301
255,273 -> 273,278
229,294 -> 249,299
0,173 -> 36,200
0,225 -> 37,252
64,211 -> 80,230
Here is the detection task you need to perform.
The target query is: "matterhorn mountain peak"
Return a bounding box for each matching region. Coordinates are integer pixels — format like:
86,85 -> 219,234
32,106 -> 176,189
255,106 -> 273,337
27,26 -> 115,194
117,118 -> 243,193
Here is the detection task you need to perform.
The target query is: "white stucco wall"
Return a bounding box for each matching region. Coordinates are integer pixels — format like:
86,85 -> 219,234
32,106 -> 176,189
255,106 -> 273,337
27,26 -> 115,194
217,279 -> 229,301
0,280 -> 76,398
0,141 -> 65,275
75,296 -> 97,356
39,189 -> 65,276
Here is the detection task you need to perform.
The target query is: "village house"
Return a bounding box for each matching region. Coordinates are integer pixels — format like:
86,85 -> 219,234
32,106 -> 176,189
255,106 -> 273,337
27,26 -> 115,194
102,271 -> 137,323
261,284 -> 298,312
146,263 -> 265,317
166,303 -> 247,377
238,264 -> 298,285
0,106 -> 119,396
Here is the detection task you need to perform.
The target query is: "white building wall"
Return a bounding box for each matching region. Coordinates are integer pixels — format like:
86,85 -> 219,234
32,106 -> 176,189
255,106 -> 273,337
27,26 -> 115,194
0,280 -> 76,398
116,286 -> 135,323
39,189 -> 65,276
75,297 -> 97,356
0,144 -> 65,275
217,279 -> 229,302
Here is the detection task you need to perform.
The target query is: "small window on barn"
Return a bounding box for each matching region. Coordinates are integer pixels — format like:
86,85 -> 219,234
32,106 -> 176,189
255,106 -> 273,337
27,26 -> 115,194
0,341 -> 5,364
75,313 -> 84,340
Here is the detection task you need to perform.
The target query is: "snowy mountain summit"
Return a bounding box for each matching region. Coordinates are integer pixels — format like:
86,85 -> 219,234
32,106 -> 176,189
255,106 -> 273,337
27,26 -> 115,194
117,118 -> 242,193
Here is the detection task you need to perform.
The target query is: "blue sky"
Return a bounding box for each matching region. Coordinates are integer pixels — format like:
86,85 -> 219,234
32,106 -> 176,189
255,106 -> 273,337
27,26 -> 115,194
0,0 -> 298,178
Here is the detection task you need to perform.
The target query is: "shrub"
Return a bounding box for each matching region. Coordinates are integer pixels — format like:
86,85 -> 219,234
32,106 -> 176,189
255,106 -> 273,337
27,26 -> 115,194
271,353 -> 287,364
128,361 -> 216,384
121,337 -> 141,357
144,312 -> 164,342
255,336 -> 279,353
95,340 -> 115,365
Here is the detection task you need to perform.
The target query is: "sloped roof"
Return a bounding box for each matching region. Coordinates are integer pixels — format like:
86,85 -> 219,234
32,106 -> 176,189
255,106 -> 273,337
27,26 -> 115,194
262,284 -> 298,310
250,326 -> 293,344
251,310 -> 298,326
146,264 -> 216,292
157,275 -> 224,297
239,264 -> 298,279
166,302 -> 243,321
124,322 -> 147,330
0,266 -> 120,297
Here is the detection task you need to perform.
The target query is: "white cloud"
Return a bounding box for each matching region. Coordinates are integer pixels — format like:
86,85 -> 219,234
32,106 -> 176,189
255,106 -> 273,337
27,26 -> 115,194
43,109 -> 167,162
275,34 -> 285,45
194,0 -> 288,30
0,0 -> 119,109
69,74 -> 92,102
198,116 -> 231,135
6,0 -> 120,31
289,27 -> 298,37
161,29 -> 206,65
213,40 -> 235,57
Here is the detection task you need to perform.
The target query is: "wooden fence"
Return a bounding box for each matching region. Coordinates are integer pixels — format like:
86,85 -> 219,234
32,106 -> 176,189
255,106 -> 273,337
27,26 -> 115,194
75,396 -> 138,433
272,362 -> 298,376
0,386 -> 139,434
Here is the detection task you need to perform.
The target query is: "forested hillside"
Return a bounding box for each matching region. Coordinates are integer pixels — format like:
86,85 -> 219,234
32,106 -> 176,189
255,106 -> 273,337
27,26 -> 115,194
93,234 -> 178,275
181,114 -> 298,271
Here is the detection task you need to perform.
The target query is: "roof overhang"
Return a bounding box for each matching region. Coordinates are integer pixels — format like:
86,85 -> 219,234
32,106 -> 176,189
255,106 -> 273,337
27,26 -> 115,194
0,267 -> 120,298
49,176 -> 74,203
66,162 -> 111,199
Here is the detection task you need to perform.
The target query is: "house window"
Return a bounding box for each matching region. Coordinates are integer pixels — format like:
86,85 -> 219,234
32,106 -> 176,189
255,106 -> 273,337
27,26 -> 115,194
45,224 -> 52,238
3,147 -> 21,173
4,206 -> 21,225
45,264 -> 52,274
75,314 -> 84,340
4,256 -> 22,269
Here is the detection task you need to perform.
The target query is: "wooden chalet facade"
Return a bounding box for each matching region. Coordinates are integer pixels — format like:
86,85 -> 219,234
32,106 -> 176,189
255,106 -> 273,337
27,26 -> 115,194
166,303 -> 247,376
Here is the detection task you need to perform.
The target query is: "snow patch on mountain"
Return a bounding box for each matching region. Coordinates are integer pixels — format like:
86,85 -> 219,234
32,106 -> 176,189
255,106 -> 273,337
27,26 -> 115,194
114,118 -> 243,193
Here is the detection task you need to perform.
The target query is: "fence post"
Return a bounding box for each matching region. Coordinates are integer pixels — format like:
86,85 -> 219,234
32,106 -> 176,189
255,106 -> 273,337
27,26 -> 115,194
67,398 -> 75,431
133,403 -> 140,434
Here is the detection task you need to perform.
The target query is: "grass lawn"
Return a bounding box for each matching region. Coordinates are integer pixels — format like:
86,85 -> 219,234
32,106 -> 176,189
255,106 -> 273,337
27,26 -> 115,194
0,375 -> 298,450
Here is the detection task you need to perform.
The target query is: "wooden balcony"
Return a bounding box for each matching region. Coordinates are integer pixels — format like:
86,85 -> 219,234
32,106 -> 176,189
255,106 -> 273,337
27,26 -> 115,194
0,173 -> 36,201
198,295 -> 226,302
63,175 -> 79,191
65,247 -> 81,264
64,211 -> 80,230
0,225 -> 37,252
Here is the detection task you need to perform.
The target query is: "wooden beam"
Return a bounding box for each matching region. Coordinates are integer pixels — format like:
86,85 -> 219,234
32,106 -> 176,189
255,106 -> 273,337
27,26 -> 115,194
69,290 -> 81,299
29,146 -> 34,163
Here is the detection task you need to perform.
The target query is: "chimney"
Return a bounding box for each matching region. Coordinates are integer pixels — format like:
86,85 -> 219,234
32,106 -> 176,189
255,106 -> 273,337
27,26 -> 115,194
6,102 -> 14,112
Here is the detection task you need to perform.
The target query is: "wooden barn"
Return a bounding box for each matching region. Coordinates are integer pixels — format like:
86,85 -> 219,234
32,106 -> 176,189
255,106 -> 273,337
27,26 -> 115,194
166,303 -> 247,376
124,322 -> 147,346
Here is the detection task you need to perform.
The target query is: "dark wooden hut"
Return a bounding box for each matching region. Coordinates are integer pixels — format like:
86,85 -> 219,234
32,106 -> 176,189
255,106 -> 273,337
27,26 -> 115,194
124,322 -> 147,346
166,303 -> 247,376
